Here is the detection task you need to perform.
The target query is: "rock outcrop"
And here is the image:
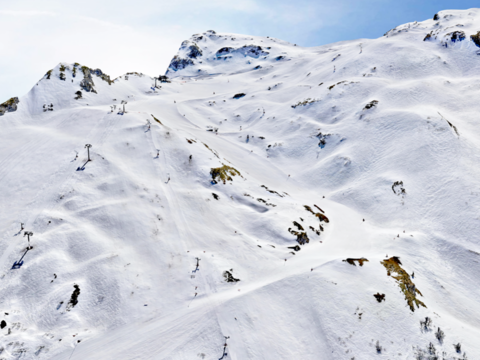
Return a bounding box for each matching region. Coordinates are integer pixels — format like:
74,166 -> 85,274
0,97 -> 19,116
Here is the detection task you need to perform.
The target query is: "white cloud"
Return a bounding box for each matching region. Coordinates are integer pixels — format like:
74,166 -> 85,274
0,10 -> 56,16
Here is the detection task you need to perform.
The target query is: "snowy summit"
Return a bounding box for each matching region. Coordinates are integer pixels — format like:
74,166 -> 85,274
0,9 -> 480,360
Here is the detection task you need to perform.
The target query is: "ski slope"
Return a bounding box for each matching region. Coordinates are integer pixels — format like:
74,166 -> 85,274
0,8 -> 480,359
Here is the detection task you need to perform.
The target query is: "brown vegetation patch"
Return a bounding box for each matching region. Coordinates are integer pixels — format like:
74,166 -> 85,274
210,164 -> 241,184
343,258 -> 369,266
151,114 -> 163,125
381,257 -> 426,311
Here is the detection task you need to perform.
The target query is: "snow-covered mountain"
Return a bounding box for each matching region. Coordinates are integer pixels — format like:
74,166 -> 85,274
1,8 -> 480,360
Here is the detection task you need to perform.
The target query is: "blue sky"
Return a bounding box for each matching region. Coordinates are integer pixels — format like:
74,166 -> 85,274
0,0 -> 478,102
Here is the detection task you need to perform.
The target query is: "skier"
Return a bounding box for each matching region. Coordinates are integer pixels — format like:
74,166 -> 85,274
157,150 -> 160,157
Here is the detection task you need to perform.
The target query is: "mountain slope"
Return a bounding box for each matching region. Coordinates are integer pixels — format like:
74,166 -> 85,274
1,9 -> 480,360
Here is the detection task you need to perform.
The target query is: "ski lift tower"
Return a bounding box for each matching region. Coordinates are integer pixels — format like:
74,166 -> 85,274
85,144 -> 92,161
24,231 -> 33,248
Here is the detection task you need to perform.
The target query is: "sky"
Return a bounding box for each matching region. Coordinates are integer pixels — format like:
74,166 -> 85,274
0,0 -> 478,102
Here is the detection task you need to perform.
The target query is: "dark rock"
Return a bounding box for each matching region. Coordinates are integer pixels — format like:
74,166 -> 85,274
238,45 -> 268,57
363,100 -> 378,110
216,45 -> 269,59
168,56 -> 195,72
186,43 -> 203,59
80,67 -> 96,92
449,31 -> 465,42
66,284 -> 80,311
343,258 -> 369,266
216,47 -> 234,56
433,13 -> 439,21
233,93 -> 246,99
0,97 -> 19,116
471,31 -> 480,47
223,270 -> 240,282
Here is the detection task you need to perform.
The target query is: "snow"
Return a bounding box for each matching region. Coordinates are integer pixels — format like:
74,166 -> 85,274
1,9 -> 480,359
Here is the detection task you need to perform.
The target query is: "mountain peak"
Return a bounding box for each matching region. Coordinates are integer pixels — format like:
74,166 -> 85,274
165,30 -> 297,77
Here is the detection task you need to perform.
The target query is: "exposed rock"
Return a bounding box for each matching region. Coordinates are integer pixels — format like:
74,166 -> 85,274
0,97 -> 19,116
80,66 -> 96,93
216,47 -> 234,56
92,68 -> 113,84
448,31 -> 466,42
364,100 -> 379,110
381,257 -> 426,311
237,45 -> 268,58
167,56 -> 195,72
471,31 -> 480,47
433,13 -> 440,21
343,258 -> 369,266
186,43 -> 203,59
392,181 -> 406,195
210,164 -> 241,184
66,284 -> 81,311
216,45 -> 269,59
233,93 -> 246,99
316,132 -> 331,148
223,270 -> 240,282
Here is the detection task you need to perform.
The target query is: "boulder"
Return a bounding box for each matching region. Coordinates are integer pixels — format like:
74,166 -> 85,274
0,97 -> 19,116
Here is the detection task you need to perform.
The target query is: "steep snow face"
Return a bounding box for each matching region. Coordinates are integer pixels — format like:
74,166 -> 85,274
1,9 -> 480,360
